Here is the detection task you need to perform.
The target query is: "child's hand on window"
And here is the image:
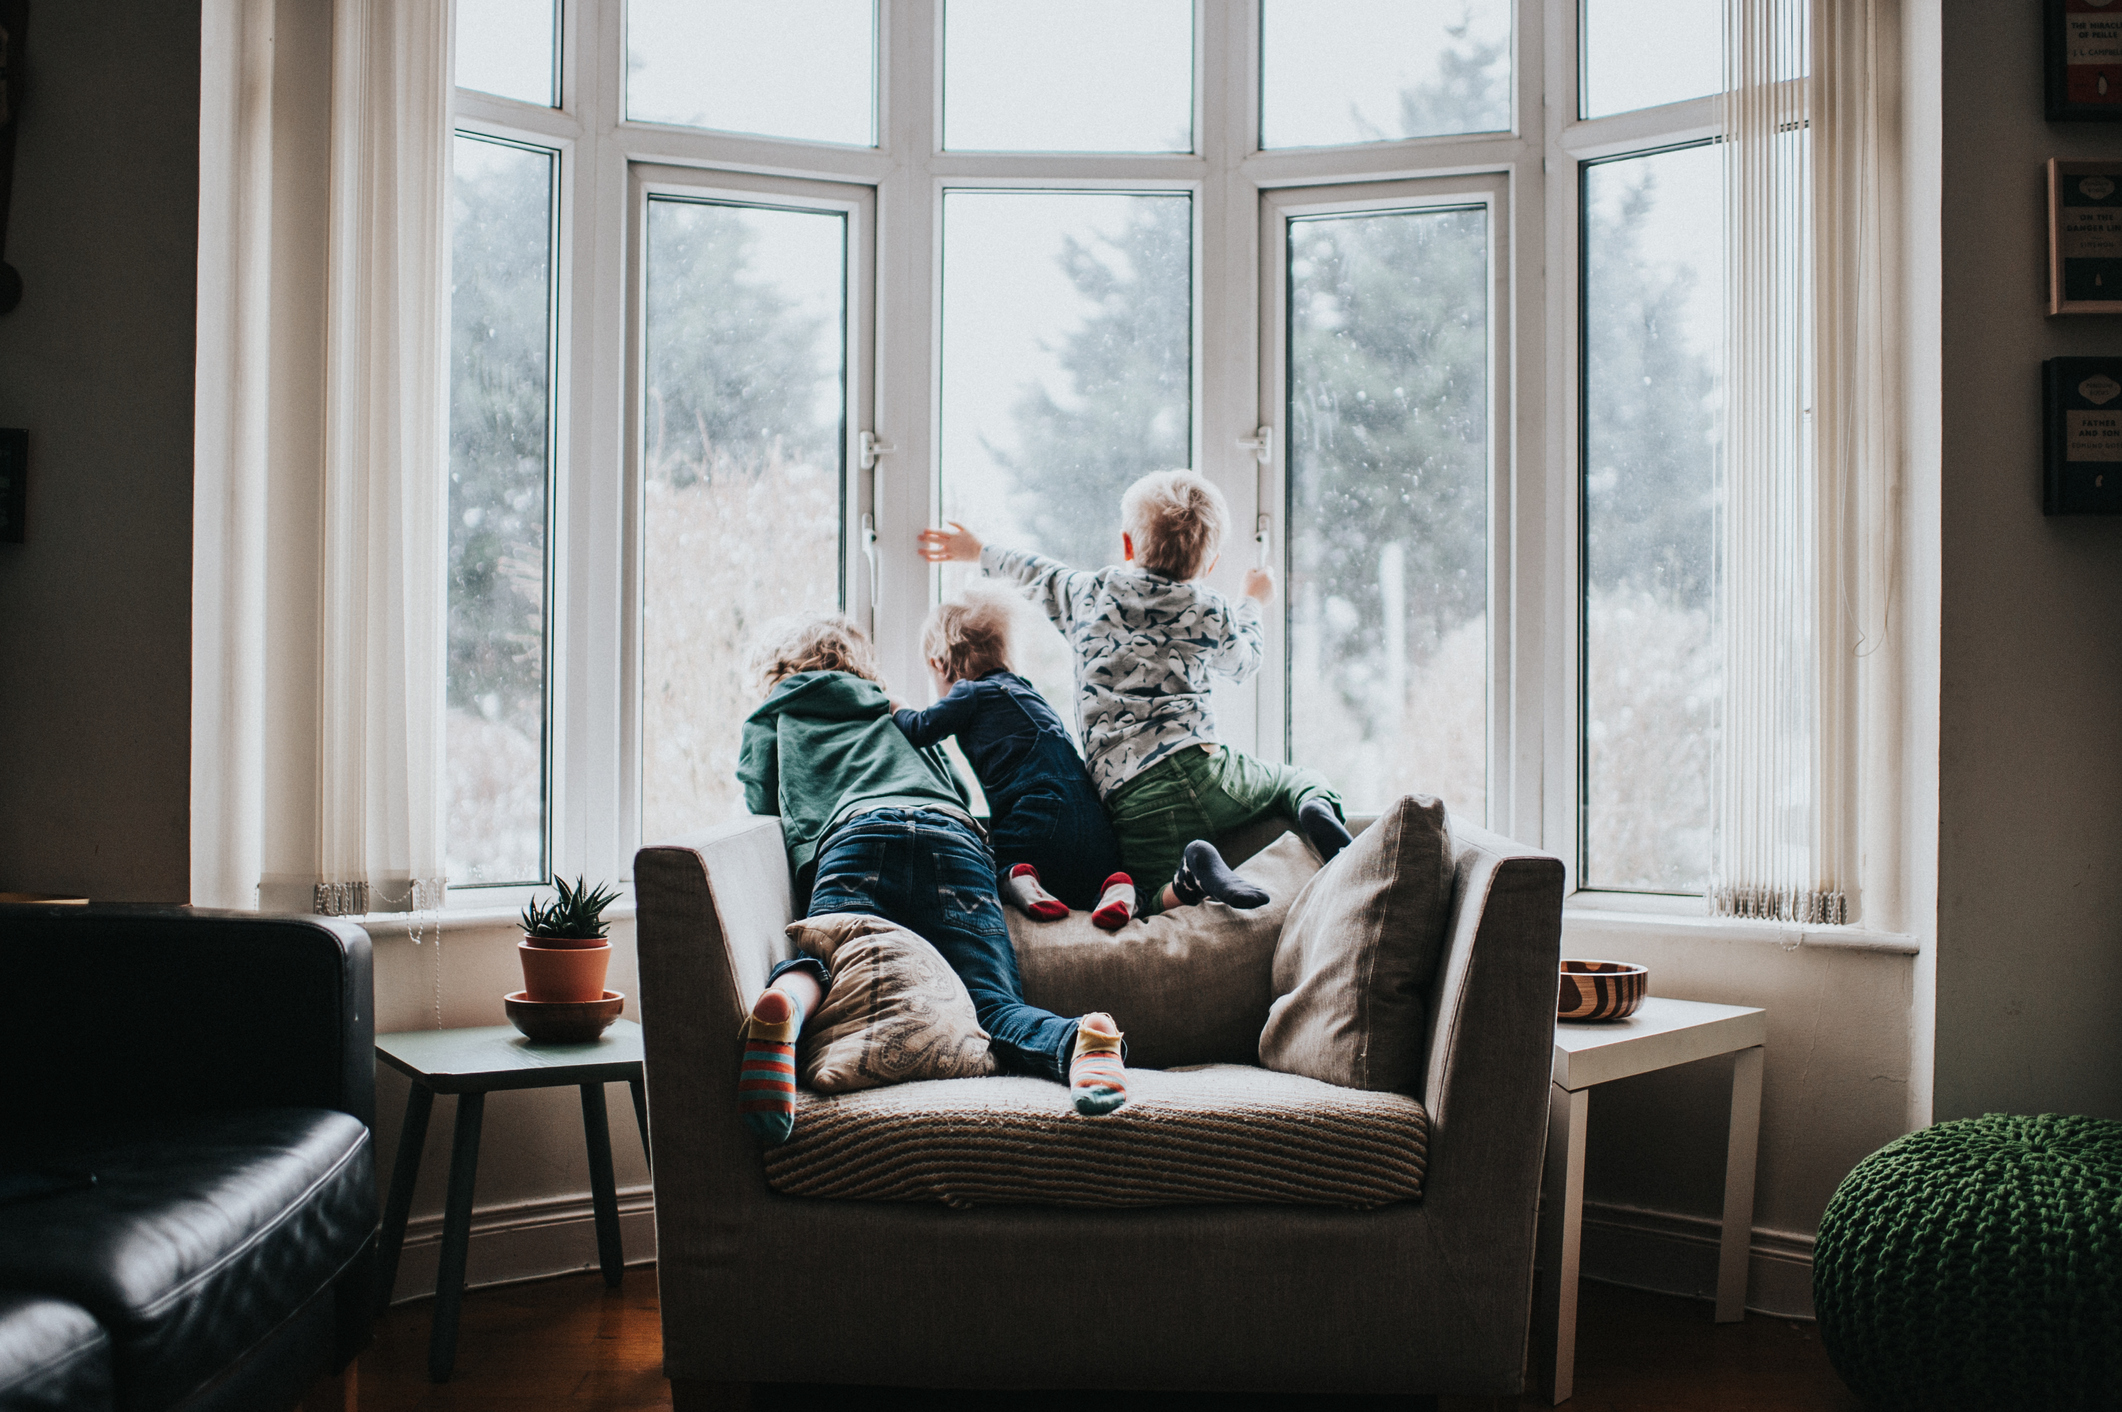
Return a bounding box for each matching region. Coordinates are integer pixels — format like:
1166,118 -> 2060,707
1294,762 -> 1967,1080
917,521 -> 983,564
1243,566 -> 1275,604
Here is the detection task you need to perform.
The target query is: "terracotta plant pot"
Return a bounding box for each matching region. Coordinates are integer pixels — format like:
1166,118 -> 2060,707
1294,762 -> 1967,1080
520,930 -> 607,950
518,938 -> 612,1003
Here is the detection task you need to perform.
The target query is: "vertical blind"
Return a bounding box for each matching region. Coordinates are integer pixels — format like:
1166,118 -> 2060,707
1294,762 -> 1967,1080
1713,0 -> 1897,923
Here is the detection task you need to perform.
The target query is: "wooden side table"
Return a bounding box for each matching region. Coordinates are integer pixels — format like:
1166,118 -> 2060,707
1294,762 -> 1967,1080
1532,996 -> 1767,1405
373,1019 -> 650,1382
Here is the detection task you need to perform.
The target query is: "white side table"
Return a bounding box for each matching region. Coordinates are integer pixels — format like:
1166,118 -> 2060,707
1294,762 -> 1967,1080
1531,996 -> 1767,1405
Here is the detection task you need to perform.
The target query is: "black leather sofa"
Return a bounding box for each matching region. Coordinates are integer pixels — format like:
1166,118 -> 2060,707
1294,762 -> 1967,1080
0,905 -> 376,1412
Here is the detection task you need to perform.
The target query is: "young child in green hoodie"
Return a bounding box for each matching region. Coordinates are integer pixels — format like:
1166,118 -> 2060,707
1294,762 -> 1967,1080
733,614 -> 1129,1145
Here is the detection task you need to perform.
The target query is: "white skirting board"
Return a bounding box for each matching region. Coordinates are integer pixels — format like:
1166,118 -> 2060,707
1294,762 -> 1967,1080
385,1185 -> 659,1306
1579,1199 -> 1817,1320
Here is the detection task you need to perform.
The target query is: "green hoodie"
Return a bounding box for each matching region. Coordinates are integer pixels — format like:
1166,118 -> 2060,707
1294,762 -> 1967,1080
737,670 -> 975,878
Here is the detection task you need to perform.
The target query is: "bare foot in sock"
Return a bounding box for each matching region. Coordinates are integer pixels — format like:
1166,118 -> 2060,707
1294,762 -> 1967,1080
1169,839 -> 1269,909
1003,863 -> 1069,920
1070,1013 -> 1128,1115
741,988 -> 804,1146
1091,873 -> 1136,931
1299,799 -> 1353,863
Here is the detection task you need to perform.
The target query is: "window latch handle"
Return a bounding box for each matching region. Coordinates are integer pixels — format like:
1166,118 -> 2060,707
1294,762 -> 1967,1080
859,430 -> 895,470
1236,425 -> 1273,467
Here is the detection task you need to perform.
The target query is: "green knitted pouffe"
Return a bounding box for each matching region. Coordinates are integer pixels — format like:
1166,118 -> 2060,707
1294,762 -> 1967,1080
1813,1113 -> 2122,1411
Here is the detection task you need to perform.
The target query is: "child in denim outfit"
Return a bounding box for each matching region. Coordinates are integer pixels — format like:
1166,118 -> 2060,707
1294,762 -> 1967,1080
918,469 -> 1352,915
896,592 -> 1260,928
734,614 -> 1131,1143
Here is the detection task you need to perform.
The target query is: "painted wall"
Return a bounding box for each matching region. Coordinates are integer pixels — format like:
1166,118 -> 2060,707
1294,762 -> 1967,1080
0,0 -> 200,902
1933,2 -> 2122,1123
1564,915 -> 1914,1318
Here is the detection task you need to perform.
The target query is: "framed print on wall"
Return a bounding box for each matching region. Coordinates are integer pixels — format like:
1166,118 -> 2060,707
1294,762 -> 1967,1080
2048,0 -> 2122,120
2049,160 -> 2122,313
2043,357 -> 2122,513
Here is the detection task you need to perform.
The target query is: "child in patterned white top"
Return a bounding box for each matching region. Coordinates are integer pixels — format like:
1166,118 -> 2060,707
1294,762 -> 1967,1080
919,469 -> 1352,915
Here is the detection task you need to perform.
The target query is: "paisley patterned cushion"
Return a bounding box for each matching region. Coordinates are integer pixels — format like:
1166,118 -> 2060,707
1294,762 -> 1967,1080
788,913 -> 1000,1092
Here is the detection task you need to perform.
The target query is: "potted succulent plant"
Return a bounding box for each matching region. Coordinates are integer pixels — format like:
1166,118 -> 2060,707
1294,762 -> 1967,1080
517,877 -> 620,1004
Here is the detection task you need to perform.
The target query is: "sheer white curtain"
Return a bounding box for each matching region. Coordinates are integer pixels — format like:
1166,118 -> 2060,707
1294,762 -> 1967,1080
314,0 -> 452,915
1713,0 -> 1893,923
191,0 -> 277,910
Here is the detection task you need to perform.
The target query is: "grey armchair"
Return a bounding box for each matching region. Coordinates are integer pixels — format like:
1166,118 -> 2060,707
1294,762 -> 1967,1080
633,815 -> 1563,1404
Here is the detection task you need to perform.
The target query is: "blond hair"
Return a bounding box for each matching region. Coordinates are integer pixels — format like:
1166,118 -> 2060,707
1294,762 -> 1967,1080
1121,469 -> 1228,580
749,614 -> 882,691
923,593 -> 1014,684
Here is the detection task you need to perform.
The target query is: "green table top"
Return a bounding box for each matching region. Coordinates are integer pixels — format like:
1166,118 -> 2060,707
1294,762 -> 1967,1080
375,1019 -> 644,1094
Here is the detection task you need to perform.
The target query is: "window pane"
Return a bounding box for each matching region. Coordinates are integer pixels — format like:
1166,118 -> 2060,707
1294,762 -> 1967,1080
1581,144 -> 1723,892
1582,0 -> 1721,118
626,0 -> 875,146
944,0 -> 1192,153
1261,0 -> 1511,148
937,192 -> 1192,736
448,136 -> 554,886
456,0 -> 557,107
642,200 -> 846,841
1286,206 -> 1488,822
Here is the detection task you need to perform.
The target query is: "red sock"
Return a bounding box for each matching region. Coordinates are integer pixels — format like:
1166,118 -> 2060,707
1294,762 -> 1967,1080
1091,873 -> 1136,931
1004,864 -> 1070,920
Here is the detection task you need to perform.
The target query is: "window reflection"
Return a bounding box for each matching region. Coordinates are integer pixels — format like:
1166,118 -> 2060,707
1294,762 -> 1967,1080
1261,0 -> 1511,148
1285,205 -> 1490,822
447,136 -> 555,884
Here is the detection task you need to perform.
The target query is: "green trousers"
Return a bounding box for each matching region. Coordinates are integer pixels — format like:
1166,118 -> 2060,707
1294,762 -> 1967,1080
1107,744 -> 1342,915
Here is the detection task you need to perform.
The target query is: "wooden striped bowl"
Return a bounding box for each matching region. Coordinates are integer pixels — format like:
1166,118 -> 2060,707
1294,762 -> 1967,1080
1557,960 -> 1648,1021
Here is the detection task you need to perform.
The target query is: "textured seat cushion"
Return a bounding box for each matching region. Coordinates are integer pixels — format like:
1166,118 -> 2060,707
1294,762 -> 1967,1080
0,1109 -> 372,1412
0,1292 -> 112,1412
1010,832 -> 1323,1069
764,1063 -> 1426,1208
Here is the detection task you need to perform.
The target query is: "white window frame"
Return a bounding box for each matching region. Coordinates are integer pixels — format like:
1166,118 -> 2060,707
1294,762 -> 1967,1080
442,0 -> 1751,909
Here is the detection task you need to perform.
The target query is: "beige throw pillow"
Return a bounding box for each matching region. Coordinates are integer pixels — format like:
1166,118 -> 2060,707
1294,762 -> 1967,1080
1258,795 -> 1454,1093
787,913 -> 999,1092
1012,832 -> 1323,1070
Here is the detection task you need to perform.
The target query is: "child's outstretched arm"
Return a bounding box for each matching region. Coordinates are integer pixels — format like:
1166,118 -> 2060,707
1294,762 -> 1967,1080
917,521 -> 1095,635
892,678 -> 980,749
1205,567 -> 1273,683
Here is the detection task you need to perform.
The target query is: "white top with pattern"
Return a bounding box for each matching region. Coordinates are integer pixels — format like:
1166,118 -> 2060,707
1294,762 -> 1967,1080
981,544 -> 1264,799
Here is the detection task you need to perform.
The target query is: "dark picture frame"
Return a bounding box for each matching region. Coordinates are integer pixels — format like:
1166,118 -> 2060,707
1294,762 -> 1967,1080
2043,358 -> 2122,514
2048,159 -> 2122,313
2048,0 -> 2122,121
0,427 -> 23,542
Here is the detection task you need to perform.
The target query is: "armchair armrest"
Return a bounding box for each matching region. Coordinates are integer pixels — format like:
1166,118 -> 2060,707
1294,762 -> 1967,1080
0,904 -> 374,1129
1412,822 -> 1565,1272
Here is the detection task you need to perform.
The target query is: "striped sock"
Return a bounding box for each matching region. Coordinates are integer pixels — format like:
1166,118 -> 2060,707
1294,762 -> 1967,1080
1090,873 -> 1136,931
1070,1017 -> 1128,1116
740,989 -> 804,1146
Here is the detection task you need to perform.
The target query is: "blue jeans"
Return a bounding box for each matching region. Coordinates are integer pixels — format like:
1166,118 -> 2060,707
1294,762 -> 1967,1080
775,807 -> 1079,1084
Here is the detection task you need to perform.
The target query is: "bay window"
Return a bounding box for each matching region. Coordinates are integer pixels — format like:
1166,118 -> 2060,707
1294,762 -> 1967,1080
433,0 -> 1836,918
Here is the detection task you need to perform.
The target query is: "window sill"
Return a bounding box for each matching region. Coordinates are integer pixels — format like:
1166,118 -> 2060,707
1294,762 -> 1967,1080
344,898 -> 638,941
1562,901 -> 1919,955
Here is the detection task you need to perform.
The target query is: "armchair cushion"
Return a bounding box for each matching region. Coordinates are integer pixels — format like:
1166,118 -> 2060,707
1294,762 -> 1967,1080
790,913 -> 1000,1091
0,1293 -> 111,1412
1260,794 -> 1455,1093
1009,832 -> 1323,1070
761,1062 -> 1426,1209
0,1109 -> 373,1412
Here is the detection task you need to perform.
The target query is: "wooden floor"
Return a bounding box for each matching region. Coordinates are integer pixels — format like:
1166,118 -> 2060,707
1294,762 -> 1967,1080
361,1268 -> 1863,1412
